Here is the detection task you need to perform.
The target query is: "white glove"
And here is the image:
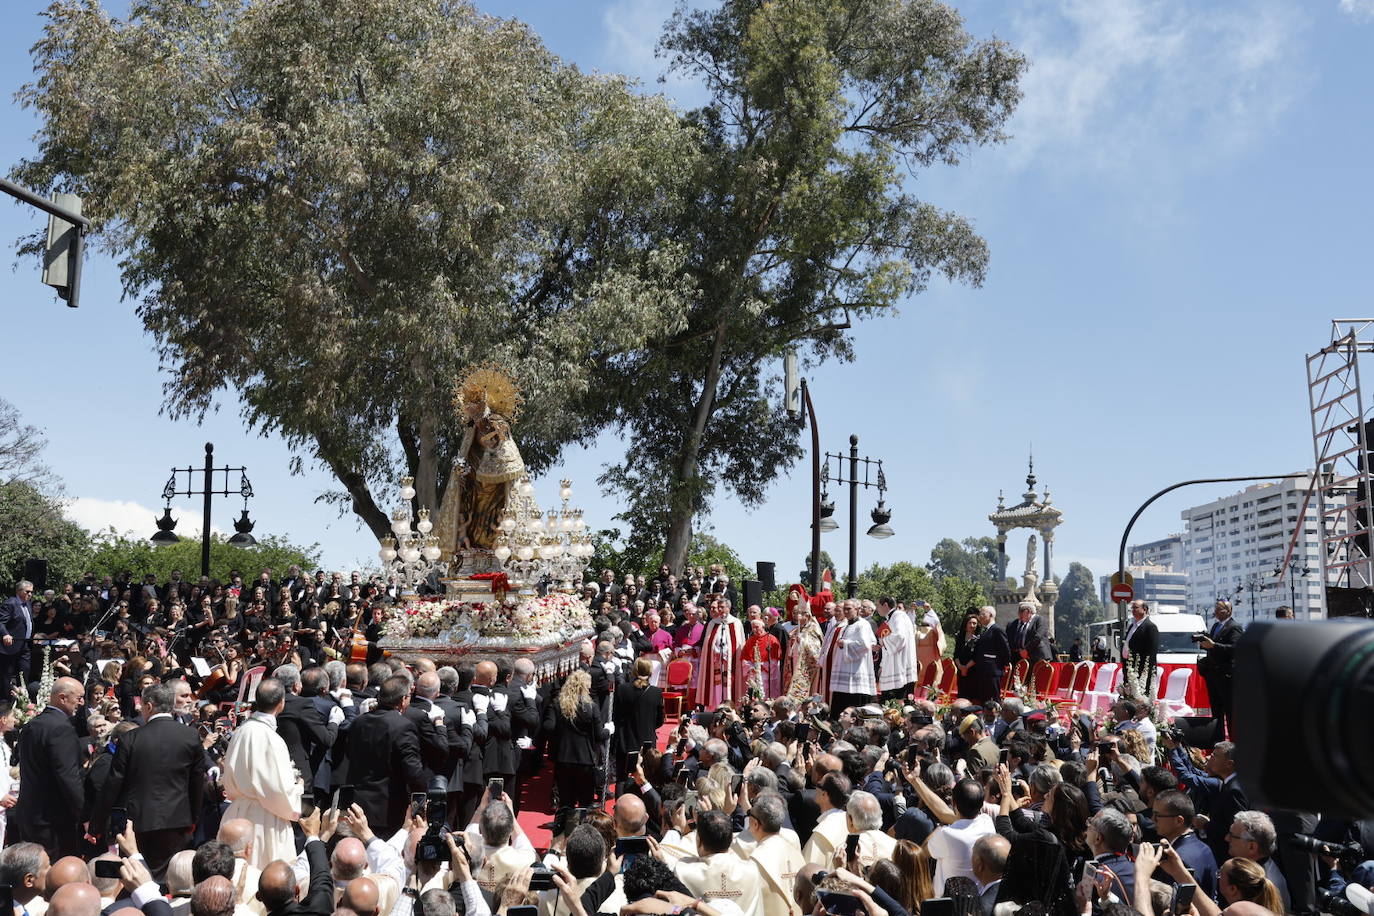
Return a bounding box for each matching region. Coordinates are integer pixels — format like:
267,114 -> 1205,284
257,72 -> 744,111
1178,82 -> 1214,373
604,722 -> 616,736
460,708 -> 476,728
516,736 -> 534,750
360,697 -> 377,714
520,684 -> 536,701
427,705 -> 445,724
491,692 -> 508,713
207,766 -> 222,783
328,705 -> 346,726
472,692 -> 490,715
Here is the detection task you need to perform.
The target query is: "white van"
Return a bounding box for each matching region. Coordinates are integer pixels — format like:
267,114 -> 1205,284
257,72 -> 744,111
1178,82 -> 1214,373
1086,606 -> 1206,665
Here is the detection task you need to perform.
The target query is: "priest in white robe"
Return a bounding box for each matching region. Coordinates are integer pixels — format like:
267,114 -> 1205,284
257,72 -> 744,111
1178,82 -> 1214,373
692,601 -> 746,708
221,678 -> 302,870
877,598 -> 918,702
814,599 -> 876,715
677,810 -> 763,916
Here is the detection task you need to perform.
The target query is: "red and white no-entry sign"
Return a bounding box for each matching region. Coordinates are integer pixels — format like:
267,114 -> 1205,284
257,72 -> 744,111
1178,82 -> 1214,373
1111,583 -> 1134,602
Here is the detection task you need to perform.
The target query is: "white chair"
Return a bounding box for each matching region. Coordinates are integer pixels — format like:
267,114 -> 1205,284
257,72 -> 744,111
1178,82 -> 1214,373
1082,663 -> 1119,714
1159,667 -> 1195,718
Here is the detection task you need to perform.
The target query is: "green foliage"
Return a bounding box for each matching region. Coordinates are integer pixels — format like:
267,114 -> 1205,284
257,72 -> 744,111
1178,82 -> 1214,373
927,536 -> 999,591
584,527 -> 748,585
1054,562 -> 1103,646
14,0 -> 697,538
0,481 -> 92,595
82,530 -> 322,584
800,550 -> 837,587
595,0 -> 1026,570
852,559 -> 987,635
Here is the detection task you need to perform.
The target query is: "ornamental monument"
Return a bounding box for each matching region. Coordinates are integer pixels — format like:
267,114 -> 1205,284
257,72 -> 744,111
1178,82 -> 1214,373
988,457 -> 1062,631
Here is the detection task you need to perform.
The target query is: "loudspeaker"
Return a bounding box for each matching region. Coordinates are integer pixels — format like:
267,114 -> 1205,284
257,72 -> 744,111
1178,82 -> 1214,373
1174,715 -> 1225,751
22,558 -> 48,592
743,580 -> 763,612
1325,585 -> 1373,619
756,561 -> 776,593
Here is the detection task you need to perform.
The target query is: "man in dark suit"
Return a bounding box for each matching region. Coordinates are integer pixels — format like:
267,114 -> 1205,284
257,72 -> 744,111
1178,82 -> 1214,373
257,806 -> 334,916
1167,736 -> 1246,868
1087,808 -> 1138,907
452,663 -> 489,828
1005,601 -> 1052,666
1122,600 -> 1161,694
11,676 -> 85,857
100,682 -> 207,877
507,659 -> 542,814
346,674 -> 427,837
274,665 -> 337,814
309,667 -> 355,810
477,661 -> 519,811
1149,789 -> 1218,898
971,834 -> 1009,916
434,666 -> 479,825
402,671 -> 454,781
967,606 -> 1011,706
1196,599 -> 1243,737
0,580 -> 35,697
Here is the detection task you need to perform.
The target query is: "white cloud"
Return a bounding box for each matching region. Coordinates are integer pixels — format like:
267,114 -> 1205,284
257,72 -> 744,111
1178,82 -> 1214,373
1338,0 -> 1374,21
600,0 -> 707,108
65,496 -> 224,538
1003,0 -> 1308,175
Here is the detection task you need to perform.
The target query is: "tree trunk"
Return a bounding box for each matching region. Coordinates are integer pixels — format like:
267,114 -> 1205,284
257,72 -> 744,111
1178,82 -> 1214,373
415,412 -> 439,516
662,320 -> 728,575
322,453 -> 391,540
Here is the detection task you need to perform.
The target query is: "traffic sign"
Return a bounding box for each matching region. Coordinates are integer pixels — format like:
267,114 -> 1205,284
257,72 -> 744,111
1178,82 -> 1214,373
1111,582 -> 1134,602
1110,570 -> 1135,587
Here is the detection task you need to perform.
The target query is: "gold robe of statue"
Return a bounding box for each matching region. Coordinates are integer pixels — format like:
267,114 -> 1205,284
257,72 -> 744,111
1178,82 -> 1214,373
434,405 -> 526,553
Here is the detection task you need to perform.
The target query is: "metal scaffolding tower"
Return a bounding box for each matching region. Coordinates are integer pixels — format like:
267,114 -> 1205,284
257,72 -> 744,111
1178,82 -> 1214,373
1307,320 -> 1374,604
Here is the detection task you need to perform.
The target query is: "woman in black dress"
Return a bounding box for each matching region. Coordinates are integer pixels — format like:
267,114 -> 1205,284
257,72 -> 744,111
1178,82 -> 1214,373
954,611 -> 983,700
612,657 -> 664,793
542,669 -> 604,808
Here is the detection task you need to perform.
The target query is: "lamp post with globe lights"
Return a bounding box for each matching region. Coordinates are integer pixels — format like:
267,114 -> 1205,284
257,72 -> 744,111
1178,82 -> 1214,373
377,477 -> 446,593
493,477 -> 594,590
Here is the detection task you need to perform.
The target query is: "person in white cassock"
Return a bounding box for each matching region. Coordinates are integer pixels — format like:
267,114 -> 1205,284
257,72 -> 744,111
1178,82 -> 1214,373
735,793 -> 805,916
692,600 -> 746,708
814,600 -> 876,715
676,810 -> 763,916
801,773 -> 851,868
877,597 -> 918,702
221,678 -> 303,870
844,791 -> 896,870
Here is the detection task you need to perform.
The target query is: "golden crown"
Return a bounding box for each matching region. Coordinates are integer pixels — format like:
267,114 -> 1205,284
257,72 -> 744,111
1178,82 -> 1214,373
454,365 -> 523,420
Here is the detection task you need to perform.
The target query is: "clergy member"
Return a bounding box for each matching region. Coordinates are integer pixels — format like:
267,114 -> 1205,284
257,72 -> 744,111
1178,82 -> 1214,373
814,599 -> 876,717
742,618 -> 783,699
692,599 -> 746,708
876,597 -> 917,702
221,678 -> 303,869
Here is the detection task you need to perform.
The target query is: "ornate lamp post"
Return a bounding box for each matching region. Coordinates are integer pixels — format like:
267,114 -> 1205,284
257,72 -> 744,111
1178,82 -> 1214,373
822,435 -> 894,597
377,477 -> 446,593
148,442 -> 259,578
1271,556 -> 1311,617
493,477 -> 593,590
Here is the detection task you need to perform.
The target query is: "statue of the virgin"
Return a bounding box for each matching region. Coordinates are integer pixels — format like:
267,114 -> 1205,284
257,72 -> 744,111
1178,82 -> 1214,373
432,367 -> 526,556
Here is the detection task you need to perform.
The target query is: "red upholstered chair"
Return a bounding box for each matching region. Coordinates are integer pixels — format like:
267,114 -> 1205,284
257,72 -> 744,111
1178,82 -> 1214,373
1068,662 -> 1094,705
661,659 -> 694,721
937,658 -> 958,695
1050,662 -> 1085,704
915,659 -> 940,699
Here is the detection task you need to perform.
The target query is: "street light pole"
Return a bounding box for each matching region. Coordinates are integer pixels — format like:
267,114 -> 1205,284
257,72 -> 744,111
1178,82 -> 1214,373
801,379 -> 822,595
152,442 -> 258,578
848,435 -> 859,597
201,443 -> 215,579
822,436 -> 891,598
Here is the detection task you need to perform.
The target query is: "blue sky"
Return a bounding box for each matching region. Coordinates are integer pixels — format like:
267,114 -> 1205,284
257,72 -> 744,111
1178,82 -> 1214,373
4,0 -> 1373,584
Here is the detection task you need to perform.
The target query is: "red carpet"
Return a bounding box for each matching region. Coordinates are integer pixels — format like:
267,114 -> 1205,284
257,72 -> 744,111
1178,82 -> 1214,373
514,718 -> 680,850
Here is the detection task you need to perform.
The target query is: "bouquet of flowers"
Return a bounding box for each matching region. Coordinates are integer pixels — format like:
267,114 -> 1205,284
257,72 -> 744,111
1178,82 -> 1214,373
383,601 -> 465,641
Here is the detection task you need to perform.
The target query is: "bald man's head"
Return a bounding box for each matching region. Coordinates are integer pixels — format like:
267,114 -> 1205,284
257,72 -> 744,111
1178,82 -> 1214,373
48,883 -> 102,916
416,672 -> 440,699
216,819 -> 255,858
45,857 -> 91,896
413,658 -> 437,674
256,862 -> 298,910
474,661 -> 497,686
195,876 -> 239,916
614,794 -> 648,837
331,838 -> 368,880
340,877 -> 379,916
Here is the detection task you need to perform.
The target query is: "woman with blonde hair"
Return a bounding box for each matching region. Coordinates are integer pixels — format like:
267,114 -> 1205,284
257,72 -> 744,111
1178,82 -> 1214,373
1220,858 -> 1284,914
542,669 -> 604,808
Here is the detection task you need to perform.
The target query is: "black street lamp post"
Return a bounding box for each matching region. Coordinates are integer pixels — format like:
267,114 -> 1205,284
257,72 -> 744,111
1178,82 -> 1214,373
1233,573 -> 1267,622
823,435 -> 893,598
1272,555 -> 1311,616
150,442 -> 259,578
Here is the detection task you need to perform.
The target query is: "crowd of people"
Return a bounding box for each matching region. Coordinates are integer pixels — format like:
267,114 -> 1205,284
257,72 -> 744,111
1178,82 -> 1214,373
0,567 -> 1369,916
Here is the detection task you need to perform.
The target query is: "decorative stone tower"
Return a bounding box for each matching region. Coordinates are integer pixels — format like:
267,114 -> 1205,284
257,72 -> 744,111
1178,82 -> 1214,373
987,457 -> 1063,631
